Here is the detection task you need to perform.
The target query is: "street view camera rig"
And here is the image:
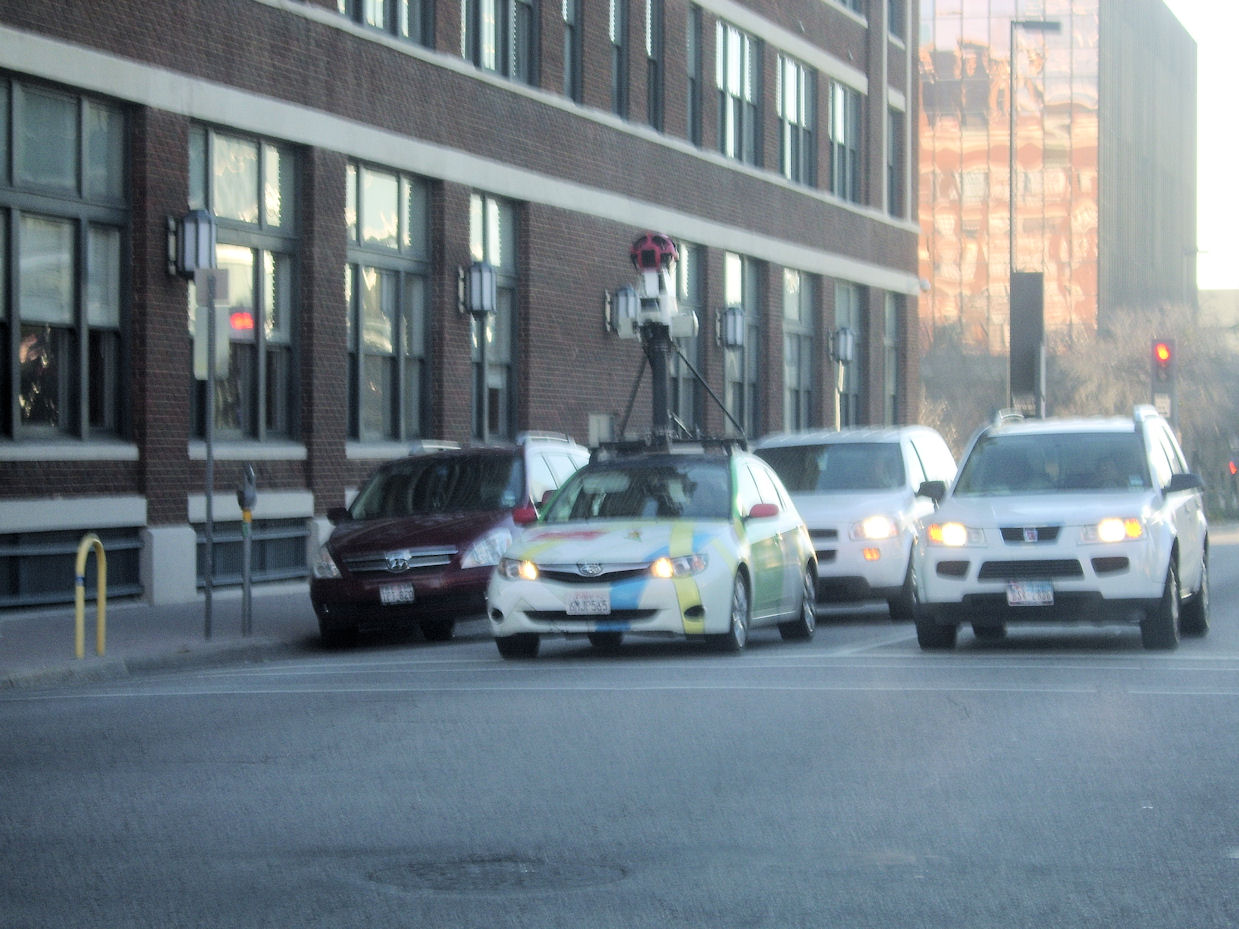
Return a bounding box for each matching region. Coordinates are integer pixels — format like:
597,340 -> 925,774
613,232 -> 744,452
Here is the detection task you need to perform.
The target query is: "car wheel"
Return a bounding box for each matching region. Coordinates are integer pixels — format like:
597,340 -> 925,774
587,631 -> 624,650
888,559 -> 916,621
318,620 -> 359,649
971,622 -> 1007,641
495,634 -> 540,660
1180,555 -> 1209,637
915,611 -> 957,650
1141,562 -> 1181,650
420,618 -> 455,642
711,573 -> 750,653
779,565 -> 817,641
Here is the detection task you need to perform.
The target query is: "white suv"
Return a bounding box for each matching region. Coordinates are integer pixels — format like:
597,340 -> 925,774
912,406 -> 1208,650
756,426 -> 957,618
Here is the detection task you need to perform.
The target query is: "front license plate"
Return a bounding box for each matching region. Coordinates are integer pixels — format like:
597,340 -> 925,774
1007,580 -> 1053,606
380,583 -> 416,605
566,590 -> 611,615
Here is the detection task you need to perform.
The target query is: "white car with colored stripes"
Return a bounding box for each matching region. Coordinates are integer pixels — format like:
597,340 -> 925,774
486,445 -> 817,659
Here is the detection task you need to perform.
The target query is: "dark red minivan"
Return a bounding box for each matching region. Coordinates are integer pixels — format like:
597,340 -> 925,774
310,435 -> 588,646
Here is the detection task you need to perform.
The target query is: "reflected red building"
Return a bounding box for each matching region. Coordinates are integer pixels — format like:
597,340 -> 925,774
919,0 -> 1196,354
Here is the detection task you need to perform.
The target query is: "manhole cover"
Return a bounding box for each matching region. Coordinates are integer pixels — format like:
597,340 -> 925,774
370,855 -> 627,894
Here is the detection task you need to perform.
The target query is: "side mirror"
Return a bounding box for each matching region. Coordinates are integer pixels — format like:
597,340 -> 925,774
747,502 -> 779,519
917,480 -> 946,504
326,506 -> 350,525
512,505 -> 540,526
1165,472 -> 1204,494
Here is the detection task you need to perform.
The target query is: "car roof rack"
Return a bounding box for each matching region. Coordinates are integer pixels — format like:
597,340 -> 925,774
592,434 -> 747,461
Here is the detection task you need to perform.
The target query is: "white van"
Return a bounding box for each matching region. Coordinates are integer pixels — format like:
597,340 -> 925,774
755,426 -> 956,618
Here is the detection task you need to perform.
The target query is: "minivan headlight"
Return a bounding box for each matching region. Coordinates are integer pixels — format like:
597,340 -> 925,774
312,544 -> 341,579
650,554 -> 708,578
851,515 -> 898,541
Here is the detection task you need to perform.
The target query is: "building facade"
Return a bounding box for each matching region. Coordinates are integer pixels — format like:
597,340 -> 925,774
918,0 -> 1196,353
0,0 -> 920,608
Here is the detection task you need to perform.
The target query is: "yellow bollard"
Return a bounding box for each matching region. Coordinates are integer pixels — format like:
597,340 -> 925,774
74,534 -> 107,659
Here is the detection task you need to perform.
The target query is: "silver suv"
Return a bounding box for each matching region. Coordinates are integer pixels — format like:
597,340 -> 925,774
755,426 -> 957,618
913,406 -> 1207,650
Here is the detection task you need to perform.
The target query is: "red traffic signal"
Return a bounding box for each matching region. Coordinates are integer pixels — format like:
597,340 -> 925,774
1151,339 -> 1174,383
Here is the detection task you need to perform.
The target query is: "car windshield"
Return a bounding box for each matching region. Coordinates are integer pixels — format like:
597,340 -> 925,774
758,442 -> 905,492
349,454 -> 523,518
954,432 -> 1150,496
542,460 -> 732,522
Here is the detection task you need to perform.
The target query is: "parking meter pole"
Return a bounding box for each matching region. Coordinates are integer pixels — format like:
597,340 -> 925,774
241,508 -> 252,636
203,276 -> 216,641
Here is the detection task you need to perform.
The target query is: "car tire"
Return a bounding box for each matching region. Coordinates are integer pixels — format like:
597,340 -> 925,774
915,611 -> 958,650
587,631 -> 624,650
1180,555 -> 1209,637
971,622 -> 1007,641
711,573 -> 750,653
779,565 -> 817,641
420,618 -> 455,642
495,633 -> 540,660
888,559 -> 916,621
1141,563 -> 1181,650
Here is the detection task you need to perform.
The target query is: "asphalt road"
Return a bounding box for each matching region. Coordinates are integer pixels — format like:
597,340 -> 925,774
5,543 -> 1239,928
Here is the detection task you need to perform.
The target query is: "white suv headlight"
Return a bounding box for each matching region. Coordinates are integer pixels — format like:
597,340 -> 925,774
926,522 -> 984,547
851,515 -> 899,541
1082,518 -> 1146,543
461,528 -> 514,569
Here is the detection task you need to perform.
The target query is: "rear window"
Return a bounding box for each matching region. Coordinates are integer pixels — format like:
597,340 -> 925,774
350,454 -> 523,518
758,442 -> 905,492
955,432 -> 1150,496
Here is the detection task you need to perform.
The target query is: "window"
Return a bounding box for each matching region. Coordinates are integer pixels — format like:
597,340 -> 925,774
883,293 -> 901,424
835,282 -> 864,426
470,193 -> 517,440
686,5 -> 703,146
345,162 -> 430,441
645,0 -> 664,130
610,0 -> 629,117
783,269 -> 815,431
830,82 -> 861,203
887,0 -> 903,39
716,21 -> 760,165
0,81 -> 127,441
338,0 -> 433,45
887,108 -> 904,217
562,0 -> 582,101
462,0 -> 538,84
724,253 -> 761,437
188,127 -> 298,440
670,242 -> 702,434
778,55 -> 815,185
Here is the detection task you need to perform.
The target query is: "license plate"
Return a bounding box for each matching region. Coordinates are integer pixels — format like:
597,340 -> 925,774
380,583 -> 416,605
566,590 -> 611,615
1007,580 -> 1053,606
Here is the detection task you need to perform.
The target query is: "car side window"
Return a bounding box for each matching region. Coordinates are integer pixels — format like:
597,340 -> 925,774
545,451 -> 587,483
905,439 -> 929,488
734,463 -> 762,516
748,462 -> 784,509
526,454 -> 558,505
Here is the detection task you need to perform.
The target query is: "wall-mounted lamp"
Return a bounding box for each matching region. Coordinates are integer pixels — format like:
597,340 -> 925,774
830,326 -> 856,364
168,208 -> 217,279
716,305 -> 744,348
604,285 -> 640,337
458,260 -> 497,316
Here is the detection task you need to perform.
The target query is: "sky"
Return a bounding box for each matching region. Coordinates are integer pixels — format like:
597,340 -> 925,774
1163,1 -> 1239,291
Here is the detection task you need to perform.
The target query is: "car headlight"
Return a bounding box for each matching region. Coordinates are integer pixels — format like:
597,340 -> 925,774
650,553 -> 708,579
498,557 -> 539,581
925,522 -> 984,547
461,528 -> 514,570
850,515 -> 899,541
1082,518 -> 1146,543
312,544 -> 341,579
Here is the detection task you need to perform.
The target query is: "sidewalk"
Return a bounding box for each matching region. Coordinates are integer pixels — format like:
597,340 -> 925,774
0,583 -> 322,690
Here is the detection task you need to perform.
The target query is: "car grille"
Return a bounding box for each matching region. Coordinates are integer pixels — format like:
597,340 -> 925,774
525,609 -> 659,622
999,526 -> 1061,543
977,559 -> 1083,581
537,565 -> 649,584
342,547 -> 456,576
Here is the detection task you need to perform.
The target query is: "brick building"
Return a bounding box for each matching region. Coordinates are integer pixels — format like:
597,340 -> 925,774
0,0 -> 921,607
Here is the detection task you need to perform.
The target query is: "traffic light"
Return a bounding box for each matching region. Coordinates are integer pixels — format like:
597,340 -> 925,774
1151,339 -> 1174,384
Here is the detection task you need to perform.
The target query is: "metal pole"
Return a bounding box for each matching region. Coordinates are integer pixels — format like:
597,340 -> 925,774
204,276 -> 215,641
241,507 -> 252,636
